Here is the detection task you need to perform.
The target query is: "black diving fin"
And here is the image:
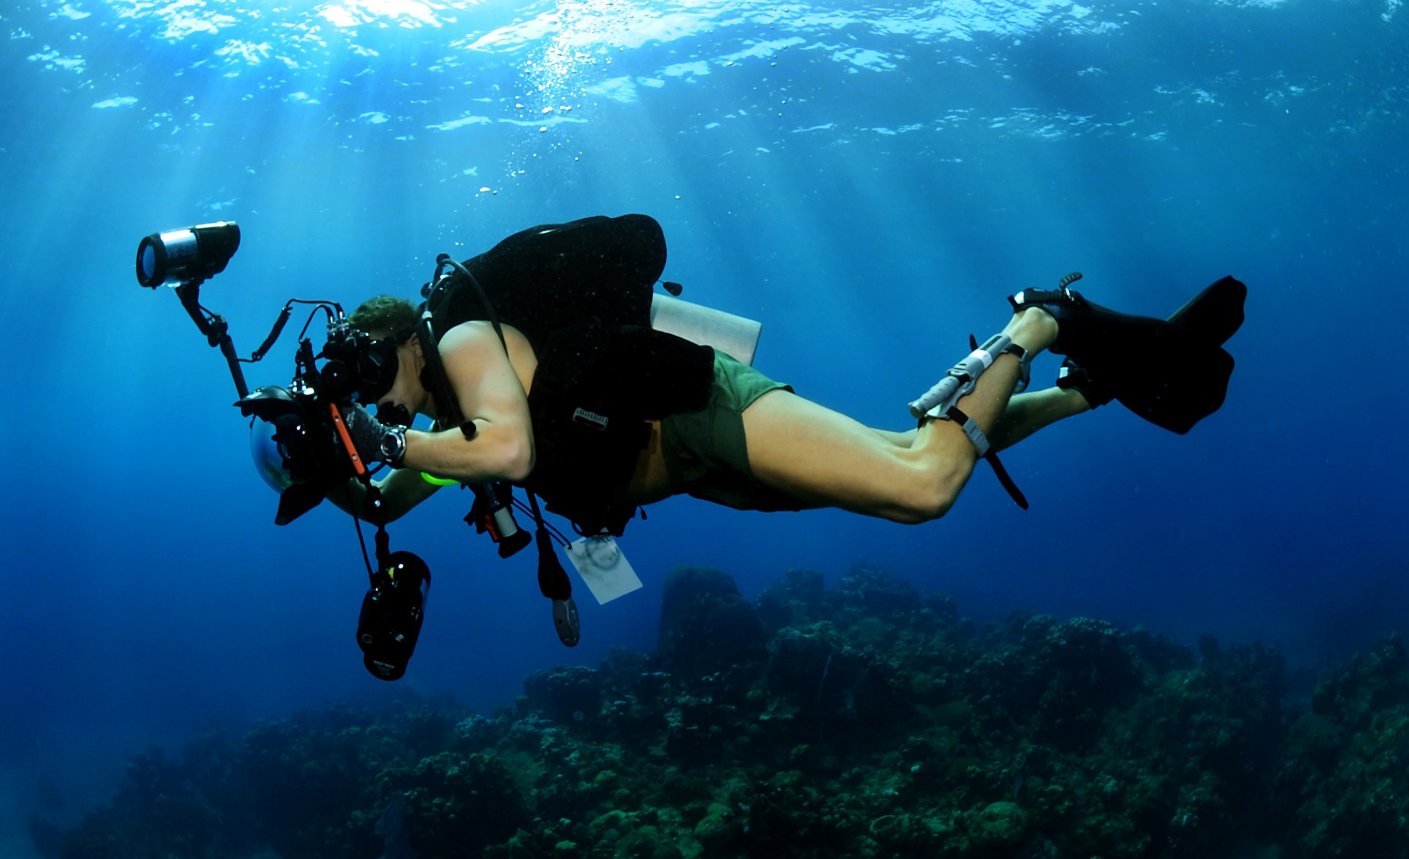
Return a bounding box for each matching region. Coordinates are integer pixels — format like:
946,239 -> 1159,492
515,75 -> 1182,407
1115,276 -> 1245,434
1013,275 -> 1247,434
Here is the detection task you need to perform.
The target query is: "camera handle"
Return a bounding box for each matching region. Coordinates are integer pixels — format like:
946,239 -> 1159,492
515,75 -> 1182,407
328,401 -> 370,479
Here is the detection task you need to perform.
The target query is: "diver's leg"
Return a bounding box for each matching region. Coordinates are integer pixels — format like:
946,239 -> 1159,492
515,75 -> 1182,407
873,386 -> 1090,452
742,308 -> 1056,523
986,387 -> 1090,451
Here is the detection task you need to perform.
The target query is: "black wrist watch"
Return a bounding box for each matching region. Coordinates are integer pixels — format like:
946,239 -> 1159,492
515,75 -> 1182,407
379,425 -> 408,467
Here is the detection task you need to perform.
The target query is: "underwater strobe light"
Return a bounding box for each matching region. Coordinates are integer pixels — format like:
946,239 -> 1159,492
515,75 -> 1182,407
135,221 -> 241,287
358,551 -> 432,681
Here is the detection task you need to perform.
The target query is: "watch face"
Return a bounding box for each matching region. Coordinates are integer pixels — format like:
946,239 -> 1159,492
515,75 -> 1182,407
381,428 -> 406,463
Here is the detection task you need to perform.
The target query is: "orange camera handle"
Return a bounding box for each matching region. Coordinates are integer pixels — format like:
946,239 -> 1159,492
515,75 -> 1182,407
328,402 -> 368,478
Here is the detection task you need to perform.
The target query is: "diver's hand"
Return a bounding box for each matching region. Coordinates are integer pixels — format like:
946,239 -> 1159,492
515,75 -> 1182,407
343,403 -> 408,468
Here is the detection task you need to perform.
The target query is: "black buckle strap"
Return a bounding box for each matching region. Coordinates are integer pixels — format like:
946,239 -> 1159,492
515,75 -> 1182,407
945,406 -> 1029,510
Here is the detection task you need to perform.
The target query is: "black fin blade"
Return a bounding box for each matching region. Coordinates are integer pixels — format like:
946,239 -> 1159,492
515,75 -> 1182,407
1168,276 -> 1246,346
1115,331 -> 1235,435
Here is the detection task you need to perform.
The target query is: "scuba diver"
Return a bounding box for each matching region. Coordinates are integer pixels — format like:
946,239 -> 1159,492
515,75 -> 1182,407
135,213 -> 1244,678
328,214 -> 1245,531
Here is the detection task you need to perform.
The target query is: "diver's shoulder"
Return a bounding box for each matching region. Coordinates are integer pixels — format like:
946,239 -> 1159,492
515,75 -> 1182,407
438,320 -> 538,388
439,319 -> 530,350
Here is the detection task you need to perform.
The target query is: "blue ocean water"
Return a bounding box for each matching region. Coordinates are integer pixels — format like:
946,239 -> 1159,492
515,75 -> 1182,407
1,0 -> 1405,853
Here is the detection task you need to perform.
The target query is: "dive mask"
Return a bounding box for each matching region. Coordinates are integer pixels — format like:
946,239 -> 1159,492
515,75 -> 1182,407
355,336 -> 402,405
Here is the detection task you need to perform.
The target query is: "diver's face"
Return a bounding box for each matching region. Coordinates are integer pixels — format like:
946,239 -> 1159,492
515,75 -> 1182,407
373,333 -> 430,421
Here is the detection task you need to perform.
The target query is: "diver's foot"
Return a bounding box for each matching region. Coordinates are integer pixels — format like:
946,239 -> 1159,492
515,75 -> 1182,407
1056,358 -> 1115,409
1004,305 -> 1059,354
1007,285 -> 1093,356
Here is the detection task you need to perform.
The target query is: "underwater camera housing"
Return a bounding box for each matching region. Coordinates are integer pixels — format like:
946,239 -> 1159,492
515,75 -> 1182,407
134,221 -> 450,682
238,381 -> 355,527
239,317 -> 404,526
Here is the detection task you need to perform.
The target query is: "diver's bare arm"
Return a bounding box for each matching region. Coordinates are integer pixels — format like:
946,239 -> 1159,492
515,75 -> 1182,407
399,324 -> 534,483
325,467 -> 442,523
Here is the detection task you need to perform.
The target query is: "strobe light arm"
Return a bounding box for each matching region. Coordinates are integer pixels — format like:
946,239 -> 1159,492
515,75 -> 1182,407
172,278 -> 251,400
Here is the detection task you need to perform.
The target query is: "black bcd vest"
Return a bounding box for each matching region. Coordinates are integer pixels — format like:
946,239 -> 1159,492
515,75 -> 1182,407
423,214 -> 714,535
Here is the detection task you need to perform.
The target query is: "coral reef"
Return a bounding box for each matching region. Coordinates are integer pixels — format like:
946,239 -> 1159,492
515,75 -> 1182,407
1274,635 -> 1409,858
33,565 -> 1409,858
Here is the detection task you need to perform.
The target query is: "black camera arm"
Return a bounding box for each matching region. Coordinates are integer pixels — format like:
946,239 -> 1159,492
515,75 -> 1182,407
174,278 -> 251,400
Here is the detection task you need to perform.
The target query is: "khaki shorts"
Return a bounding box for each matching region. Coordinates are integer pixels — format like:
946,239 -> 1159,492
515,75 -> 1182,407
660,351 -> 804,512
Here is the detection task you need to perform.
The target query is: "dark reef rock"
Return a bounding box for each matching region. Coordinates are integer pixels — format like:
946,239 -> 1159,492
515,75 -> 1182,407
763,621 -> 911,732
756,567 -> 831,633
38,565 -> 1409,859
522,664 -> 603,725
837,564 -> 921,619
384,750 -> 530,855
656,566 -> 767,682
966,615 -> 1161,749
